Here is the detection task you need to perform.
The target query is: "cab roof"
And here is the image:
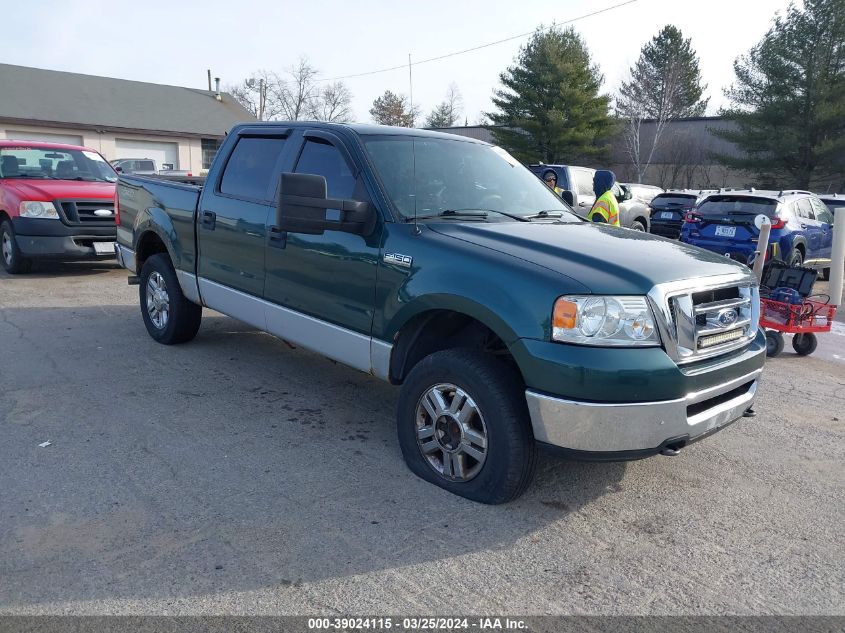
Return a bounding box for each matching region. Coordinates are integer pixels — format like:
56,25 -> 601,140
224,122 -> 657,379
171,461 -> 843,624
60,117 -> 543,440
230,121 -> 491,144
0,139 -> 97,152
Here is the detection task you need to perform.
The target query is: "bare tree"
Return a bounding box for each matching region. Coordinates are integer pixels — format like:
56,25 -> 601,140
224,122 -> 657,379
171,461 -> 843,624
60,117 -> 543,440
617,25 -> 708,182
229,70 -> 286,121
279,58 -> 319,121
310,81 -> 354,122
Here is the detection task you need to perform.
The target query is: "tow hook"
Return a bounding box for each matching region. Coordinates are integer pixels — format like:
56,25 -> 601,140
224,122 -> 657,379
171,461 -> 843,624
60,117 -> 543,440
659,444 -> 683,457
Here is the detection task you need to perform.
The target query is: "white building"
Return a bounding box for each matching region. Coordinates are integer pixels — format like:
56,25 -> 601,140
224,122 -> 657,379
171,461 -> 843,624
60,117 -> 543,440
0,64 -> 256,173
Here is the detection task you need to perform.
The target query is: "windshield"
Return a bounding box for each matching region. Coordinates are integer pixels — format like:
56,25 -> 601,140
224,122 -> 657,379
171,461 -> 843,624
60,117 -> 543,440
0,146 -> 117,182
651,194 -> 697,209
362,136 -> 580,222
696,196 -> 778,218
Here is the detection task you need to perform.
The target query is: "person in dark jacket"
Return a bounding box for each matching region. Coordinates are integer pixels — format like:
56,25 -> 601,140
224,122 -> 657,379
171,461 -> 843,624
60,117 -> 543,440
589,170 -> 620,226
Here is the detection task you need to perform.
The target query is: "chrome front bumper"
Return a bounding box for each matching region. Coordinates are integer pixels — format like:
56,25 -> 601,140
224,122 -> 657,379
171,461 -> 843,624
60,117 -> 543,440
526,368 -> 761,455
114,243 -> 136,272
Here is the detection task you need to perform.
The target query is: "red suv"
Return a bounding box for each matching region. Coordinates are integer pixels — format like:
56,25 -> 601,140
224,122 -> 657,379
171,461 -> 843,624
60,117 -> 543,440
0,140 -> 117,273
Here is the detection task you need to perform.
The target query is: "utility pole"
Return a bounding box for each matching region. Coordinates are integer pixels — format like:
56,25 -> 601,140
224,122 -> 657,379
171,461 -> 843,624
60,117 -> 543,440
408,53 -> 414,128
259,78 -> 266,121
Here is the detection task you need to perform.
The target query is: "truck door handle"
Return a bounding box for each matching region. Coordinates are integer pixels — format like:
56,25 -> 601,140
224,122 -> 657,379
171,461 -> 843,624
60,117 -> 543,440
201,210 -> 216,230
268,226 -> 286,249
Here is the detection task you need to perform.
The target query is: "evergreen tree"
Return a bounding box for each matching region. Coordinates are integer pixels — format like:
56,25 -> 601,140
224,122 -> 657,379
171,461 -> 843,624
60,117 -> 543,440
425,83 -> 463,128
617,25 -> 708,182
488,26 -> 614,164
370,90 -> 418,127
619,25 -> 708,120
712,0 -> 845,188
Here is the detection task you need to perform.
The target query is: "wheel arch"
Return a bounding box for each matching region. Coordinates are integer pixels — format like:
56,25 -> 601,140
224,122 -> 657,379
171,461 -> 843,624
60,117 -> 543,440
387,303 -> 525,386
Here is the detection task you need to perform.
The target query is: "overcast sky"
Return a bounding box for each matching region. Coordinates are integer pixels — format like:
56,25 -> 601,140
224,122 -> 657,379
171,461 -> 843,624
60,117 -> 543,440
5,0 -> 793,125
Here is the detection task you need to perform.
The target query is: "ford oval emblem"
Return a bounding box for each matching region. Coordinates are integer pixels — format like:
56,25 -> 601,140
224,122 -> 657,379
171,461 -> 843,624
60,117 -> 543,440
94,209 -> 113,217
717,308 -> 738,327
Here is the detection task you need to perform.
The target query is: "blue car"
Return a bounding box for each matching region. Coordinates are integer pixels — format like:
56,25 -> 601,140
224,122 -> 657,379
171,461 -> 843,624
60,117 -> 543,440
680,190 -> 835,271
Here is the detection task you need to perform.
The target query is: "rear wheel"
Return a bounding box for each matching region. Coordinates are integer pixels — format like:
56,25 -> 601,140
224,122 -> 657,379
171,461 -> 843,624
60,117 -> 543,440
792,333 -> 817,356
822,268 -> 830,281
139,253 -> 202,344
788,248 -> 804,267
397,349 -> 536,504
630,220 -> 647,232
1,220 -> 32,274
765,330 -> 784,357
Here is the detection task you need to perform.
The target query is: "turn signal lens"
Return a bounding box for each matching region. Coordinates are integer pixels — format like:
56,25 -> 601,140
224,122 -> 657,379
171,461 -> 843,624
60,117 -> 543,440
684,212 -> 700,223
552,299 -> 578,331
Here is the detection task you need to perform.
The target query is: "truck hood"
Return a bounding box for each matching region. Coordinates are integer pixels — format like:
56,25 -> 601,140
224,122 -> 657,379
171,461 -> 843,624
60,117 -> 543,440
5,179 -> 115,201
429,221 -> 752,295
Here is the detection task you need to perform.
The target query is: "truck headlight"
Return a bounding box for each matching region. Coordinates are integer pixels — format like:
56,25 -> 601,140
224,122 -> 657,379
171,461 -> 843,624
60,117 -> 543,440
20,201 -> 59,219
552,296 -> 660,346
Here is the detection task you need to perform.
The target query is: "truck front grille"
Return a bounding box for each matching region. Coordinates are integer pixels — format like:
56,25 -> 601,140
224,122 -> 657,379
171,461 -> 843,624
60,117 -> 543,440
649,274 -> 760,364
56,199 -> 115,225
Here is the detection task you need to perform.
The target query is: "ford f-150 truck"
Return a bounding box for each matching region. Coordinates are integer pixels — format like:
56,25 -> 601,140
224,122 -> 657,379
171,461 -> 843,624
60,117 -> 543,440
1,140 -> 118,273
115,123 -> 766,504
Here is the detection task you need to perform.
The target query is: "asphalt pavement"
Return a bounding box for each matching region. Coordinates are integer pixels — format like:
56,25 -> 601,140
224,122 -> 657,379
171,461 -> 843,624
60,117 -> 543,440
0,262 -> 843,615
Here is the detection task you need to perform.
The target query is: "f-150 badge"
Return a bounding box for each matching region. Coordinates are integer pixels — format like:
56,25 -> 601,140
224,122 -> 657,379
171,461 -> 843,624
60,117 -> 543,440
384,253 -> 413,268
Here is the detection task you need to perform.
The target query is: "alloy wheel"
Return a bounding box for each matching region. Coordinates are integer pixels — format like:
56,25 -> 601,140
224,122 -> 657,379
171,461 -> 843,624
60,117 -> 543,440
415,383 -> 488,482
145,271 -> 170,329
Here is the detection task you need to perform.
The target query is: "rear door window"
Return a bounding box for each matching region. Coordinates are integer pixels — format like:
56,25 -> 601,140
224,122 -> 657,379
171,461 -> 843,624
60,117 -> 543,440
219,136 -> 288,201
139,160 -> 156,171
796,198 -> 815,220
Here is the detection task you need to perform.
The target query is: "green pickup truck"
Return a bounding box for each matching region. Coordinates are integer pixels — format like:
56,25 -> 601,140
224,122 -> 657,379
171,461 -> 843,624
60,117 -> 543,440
115,122 -> 765,504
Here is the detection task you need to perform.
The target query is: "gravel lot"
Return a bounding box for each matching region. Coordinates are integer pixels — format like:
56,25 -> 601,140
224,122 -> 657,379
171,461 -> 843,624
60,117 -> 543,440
1,262 -> 843,615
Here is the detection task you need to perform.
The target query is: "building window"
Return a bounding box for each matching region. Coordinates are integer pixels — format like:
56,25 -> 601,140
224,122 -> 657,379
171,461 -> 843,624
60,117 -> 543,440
201,138 -> 222,170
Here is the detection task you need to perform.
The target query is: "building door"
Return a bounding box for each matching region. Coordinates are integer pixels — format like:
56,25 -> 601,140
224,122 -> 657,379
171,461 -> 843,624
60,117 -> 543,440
114,138 -> 179,170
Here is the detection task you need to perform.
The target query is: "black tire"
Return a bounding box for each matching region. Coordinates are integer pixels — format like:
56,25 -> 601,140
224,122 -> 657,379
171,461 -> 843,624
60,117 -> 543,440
1,219 -> 32,274
788,248 -> 804,267
765,330 -> 784,357
631,220 -> 646,232
397,349 -> 537,504
139,253 -> 202,345
792,333 -> 818,356
822,268 -> 830,281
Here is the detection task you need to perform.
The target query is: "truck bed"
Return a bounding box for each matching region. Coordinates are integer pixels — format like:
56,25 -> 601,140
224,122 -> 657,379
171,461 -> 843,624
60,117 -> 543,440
116,175 -> 202,274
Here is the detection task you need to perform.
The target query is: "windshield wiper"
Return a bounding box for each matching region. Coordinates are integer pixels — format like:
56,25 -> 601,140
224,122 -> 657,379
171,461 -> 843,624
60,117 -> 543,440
413,209 -> 489,221
525,210 -> 565,219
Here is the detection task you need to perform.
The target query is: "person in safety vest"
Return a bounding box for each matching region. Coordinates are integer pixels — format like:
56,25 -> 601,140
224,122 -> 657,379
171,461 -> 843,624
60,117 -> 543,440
589,170 -> 620,226
542,169 -> 566,197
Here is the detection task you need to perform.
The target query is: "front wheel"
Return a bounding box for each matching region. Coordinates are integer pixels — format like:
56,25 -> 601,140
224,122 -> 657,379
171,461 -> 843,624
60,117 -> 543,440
1,220 -> 32,274
788,249 -> 804,267
139,253 -> 202,344
792,333 -> 818,356
630,220 -> 646,232
397,349 -> 536,504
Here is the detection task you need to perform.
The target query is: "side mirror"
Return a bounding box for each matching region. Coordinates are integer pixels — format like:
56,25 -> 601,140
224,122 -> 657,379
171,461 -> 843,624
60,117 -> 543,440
561,190 -> 575,207
616,185 -> 632,202
276,172 -> 375,236
114,166 -> 123,173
